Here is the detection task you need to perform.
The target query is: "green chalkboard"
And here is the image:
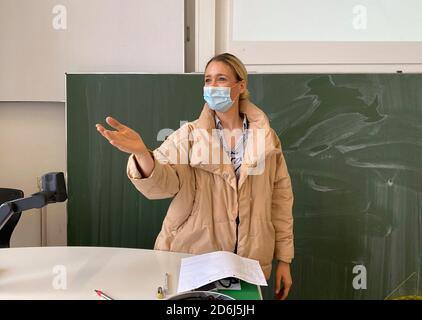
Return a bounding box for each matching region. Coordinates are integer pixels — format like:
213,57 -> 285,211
66,73 -> 422,300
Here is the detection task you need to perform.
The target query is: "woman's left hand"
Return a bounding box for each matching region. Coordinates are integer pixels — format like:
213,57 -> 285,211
275,261 -> 292,300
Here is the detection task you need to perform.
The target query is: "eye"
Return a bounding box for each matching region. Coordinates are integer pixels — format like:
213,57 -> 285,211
218,77 -> 227,81
205,79 -> 211,83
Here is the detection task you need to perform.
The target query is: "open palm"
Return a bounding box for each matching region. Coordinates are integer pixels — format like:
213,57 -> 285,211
96,116 -> 146,155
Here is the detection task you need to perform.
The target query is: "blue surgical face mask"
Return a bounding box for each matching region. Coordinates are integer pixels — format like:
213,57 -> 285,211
203,85 -> 237,113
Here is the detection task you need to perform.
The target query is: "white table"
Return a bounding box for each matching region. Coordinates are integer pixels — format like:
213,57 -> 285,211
0,246 -> 192,300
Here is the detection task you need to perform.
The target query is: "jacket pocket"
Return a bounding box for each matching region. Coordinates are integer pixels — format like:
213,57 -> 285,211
175,180 -> 200,234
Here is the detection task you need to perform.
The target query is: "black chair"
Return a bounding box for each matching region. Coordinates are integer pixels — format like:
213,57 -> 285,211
0,188 -> 24,248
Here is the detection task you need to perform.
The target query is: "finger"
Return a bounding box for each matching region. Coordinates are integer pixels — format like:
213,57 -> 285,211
275,280 -> 281,295
275,287 -> 284,300
96,124 -> 106,133
96,124 -> 114,137
96,126 -> 110,139
109,138 -> 131,153
103,134 -> 122,148
96,126 -> 110,140
106,116 -> 126,131
97,127 -> 118,142
280,282 -> 292,300
281,286 -> 290,300
275,271 -> 282,294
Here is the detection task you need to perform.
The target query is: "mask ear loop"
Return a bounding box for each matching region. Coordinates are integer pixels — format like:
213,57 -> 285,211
230,81 -> 242,103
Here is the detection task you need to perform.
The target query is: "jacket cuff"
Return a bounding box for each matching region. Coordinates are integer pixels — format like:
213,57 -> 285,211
127,152 -> 163,192
278,257 -> 292,264
274,245 -> 294,264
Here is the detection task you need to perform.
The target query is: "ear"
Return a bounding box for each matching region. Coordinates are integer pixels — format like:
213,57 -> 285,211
239,80 -> 246,94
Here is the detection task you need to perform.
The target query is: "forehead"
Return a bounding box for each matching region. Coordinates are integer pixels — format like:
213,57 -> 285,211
204,61 -> 236,78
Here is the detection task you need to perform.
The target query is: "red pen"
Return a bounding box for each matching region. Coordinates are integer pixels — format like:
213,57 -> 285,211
95,289 -> 114,300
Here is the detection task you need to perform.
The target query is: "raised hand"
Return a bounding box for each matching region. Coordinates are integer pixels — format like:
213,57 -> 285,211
96,116 -> 154,177
96,117 -> 147,155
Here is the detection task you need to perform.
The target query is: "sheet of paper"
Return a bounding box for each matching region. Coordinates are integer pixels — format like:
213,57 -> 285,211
177,251 -> 267,293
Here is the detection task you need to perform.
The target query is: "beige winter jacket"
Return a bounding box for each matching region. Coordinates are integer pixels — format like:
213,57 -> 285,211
127,99 -> 294,279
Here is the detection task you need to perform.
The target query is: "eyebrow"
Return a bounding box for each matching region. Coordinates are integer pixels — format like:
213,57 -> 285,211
204,73 -> 229,78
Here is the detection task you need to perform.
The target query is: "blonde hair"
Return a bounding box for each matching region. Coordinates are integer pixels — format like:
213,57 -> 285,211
205,53 -> 250,101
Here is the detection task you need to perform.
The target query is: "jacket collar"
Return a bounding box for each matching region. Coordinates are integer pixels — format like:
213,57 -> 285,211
197,99 -> 268,130
190,100 -> 280,190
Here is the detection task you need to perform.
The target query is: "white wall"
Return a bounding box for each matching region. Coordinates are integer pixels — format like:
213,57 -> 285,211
0,0 -> 185,101
0,0 -> 185,247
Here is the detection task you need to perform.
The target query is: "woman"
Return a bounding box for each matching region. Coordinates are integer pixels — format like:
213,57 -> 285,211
96,53 -> 294,300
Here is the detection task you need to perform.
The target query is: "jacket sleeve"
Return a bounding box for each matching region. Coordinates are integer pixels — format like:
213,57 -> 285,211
126,123 -> 192,200
271,135 -> 294,263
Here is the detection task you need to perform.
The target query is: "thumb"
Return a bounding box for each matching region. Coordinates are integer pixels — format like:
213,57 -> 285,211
275,278 -> 281,294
